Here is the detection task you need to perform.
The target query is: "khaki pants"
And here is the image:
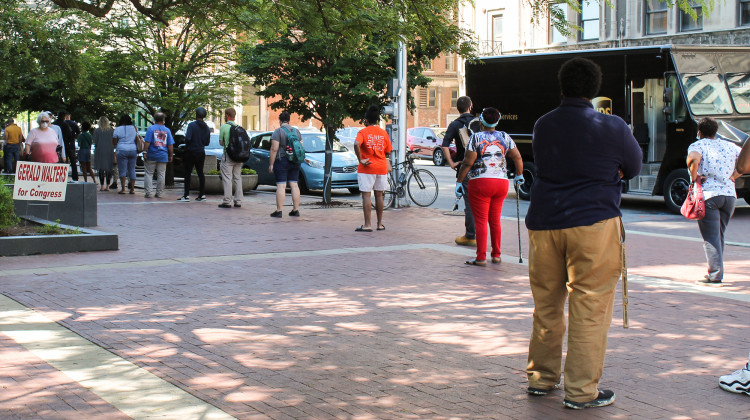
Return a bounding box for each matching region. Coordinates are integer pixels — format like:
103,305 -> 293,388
220,153 -> 243,205
526,217 -> 621,402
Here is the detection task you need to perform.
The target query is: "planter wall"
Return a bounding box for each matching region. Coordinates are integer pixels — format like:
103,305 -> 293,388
10,181 -> 97,227
191,174 -> 258,194
0,216 -> 118,256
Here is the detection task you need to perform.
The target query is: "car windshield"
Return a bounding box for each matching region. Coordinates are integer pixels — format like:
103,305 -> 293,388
207,134 -> 222,149
681,73 -> 734,115
302,133 -> 348,153
727,72 -> 750,115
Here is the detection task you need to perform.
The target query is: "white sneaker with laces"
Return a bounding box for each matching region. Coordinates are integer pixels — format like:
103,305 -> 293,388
719,358 -> 750,396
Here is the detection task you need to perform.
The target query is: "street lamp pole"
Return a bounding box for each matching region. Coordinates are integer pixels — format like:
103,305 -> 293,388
395,40 -> 407,207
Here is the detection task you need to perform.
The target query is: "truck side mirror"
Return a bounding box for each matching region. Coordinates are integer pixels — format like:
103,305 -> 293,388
663,87 -> 673,104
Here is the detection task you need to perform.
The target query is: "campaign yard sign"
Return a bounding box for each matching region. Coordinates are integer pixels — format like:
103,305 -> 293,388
13,162 -> 69,201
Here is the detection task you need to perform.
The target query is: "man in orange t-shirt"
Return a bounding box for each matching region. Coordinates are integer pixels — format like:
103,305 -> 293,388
353,105 -> 392,232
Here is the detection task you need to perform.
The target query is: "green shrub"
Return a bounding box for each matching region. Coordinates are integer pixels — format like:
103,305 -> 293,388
0,175 -> 14,185
0,184 -> 19,228
39,219 -> 82,235
241,168 -> 256,175
205,169 -> 220,175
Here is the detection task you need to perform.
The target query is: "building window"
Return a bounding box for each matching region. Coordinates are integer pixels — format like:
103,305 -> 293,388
418,89 -> 428,107
580,1 -> 599,40
451,89 -> 458,108
646,0 -> 667,34
424,60 -> 432,71
549,3 -> 568,44
679,1 -> 702,31
492,14 -> 503,43
428,88 -> 437,107
445,53 -> 455,72
742,0 -> 750,26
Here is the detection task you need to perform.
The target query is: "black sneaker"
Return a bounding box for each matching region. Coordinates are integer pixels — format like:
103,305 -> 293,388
195,195 -> 207,202
698,275 -> 722,285
289,209 -> 300,217
177,196 -> 190,202
234,203 -> 241,208
270,210 -> 282,218
218,203 -> 232,208
527,386 -> 556,396
563,390 -> 615,409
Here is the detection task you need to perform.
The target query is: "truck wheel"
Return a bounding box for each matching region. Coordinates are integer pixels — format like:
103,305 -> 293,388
663,168 -> 690,214
432,149 -> 445,166
517,161 -> 536,201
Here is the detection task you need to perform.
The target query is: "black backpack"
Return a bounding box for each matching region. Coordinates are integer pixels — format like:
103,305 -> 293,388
226,123 -> 251,162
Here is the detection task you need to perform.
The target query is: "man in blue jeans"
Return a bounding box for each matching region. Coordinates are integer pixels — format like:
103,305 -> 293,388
443,96 -> 479,246
3,118 -> 24,174
143,112 -> 174,198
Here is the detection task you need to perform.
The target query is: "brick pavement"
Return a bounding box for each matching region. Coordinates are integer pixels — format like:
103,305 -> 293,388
1,186 -> 750,419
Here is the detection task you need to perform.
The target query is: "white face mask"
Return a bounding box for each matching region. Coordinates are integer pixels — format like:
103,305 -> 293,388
40,122 -> 50,128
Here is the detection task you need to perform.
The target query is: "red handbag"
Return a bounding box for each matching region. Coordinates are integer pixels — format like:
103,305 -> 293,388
680,179 -> 705,220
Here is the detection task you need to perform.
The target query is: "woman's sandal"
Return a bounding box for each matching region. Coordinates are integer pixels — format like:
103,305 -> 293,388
465,259 -> 487,267
491,256 -> 502,264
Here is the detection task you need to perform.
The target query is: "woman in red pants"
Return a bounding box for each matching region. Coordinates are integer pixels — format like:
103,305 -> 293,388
457,107 -> 524,266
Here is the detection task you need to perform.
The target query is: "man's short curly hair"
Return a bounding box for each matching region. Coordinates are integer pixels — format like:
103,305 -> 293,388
558,57 -> 602,99
698,117 -> 718,138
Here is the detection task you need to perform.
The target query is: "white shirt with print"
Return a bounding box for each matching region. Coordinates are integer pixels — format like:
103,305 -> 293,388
687,138 -> 741,199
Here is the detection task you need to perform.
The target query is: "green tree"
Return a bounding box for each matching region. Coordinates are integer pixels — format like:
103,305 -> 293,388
0,2 -> 134,122
237,0 -> 472,203
97,7 -> 240,135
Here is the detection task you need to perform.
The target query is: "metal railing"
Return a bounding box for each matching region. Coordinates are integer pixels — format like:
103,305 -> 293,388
473,40 -> 503,57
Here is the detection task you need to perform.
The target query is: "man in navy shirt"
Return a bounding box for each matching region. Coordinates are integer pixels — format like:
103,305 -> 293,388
143,111 -> 175,198
178,107 -> 211,202
525,58 -> 641,409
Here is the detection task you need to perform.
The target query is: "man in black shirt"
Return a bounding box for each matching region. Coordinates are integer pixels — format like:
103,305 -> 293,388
442,96 -> 479,246
525,58 -> 641,410
55,111 -> 78,181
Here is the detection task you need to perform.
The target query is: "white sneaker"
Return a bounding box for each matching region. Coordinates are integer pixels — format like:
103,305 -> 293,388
177,196 -> 190,202
719,359 -> 750,395
195,195 -> 207,202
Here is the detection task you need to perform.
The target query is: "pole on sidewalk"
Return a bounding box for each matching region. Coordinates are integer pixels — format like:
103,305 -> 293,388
515,184 -> 522,263
620,217 -> 629,329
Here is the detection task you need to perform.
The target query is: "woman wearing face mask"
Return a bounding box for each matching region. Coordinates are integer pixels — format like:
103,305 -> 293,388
457,107 -> 524,266
24,112 -> 65,163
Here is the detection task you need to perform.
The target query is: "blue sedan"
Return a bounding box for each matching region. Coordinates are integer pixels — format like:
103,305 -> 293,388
244,131 -> 360,193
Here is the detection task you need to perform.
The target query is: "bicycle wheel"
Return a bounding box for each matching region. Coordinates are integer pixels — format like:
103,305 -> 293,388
407,169 -> 438,207
372,176 -> 395,210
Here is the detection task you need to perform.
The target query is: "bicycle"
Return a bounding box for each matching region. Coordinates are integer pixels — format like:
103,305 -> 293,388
382,148 -> 439,208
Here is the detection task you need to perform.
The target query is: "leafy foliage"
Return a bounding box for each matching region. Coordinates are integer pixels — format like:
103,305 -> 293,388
0,185 -> 19,229
85,6 -> 241,133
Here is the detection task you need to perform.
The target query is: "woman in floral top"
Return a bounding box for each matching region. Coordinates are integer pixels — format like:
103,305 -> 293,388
457,107 -> 524,266
686,117 -> 742,284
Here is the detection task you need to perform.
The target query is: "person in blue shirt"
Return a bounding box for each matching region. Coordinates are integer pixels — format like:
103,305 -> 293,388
525,57 -> 642,410
143,111 -> 174,198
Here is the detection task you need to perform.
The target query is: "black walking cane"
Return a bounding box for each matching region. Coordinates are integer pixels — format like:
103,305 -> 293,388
515,183 -> 523,263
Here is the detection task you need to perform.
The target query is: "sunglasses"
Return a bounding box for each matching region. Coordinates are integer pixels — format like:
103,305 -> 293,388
482,151 -> 504,159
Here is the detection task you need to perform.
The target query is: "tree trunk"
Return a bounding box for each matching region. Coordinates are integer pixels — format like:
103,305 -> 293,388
323,126 -> 333,204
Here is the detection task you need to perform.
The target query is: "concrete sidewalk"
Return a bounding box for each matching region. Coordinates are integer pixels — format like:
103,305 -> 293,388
1,187 -> 749,419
